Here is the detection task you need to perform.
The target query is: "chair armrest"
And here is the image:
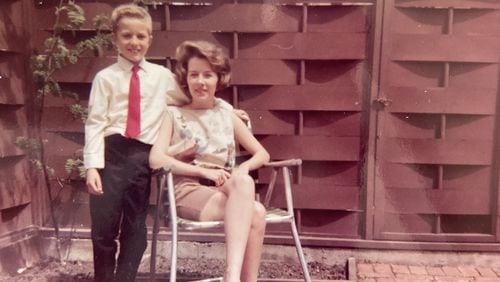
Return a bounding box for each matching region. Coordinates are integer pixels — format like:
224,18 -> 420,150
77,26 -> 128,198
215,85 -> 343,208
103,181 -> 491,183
151,168 -> 164,177
152,165 -> 174,177
264,159 -> 302,167
261,159 -> 301,208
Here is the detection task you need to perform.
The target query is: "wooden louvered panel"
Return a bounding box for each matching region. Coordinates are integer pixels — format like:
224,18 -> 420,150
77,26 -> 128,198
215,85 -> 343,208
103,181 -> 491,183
300,210 -> 360,237
261,136 -> 360,161
238,85 -> 362,111
247,110 -> 296,136
54,57 -> 115,83
0,129 -> 25,158
0,0 -> 25,51
392,34 -> 500,63
0,55 -> 25,105
382,163 -> 492,190
385,86 -> 497,115
0,107 -> 26,132
231,59 -> 298,85
307,5 -> 370,32
149,31 -> 232,58
269,183 -> 360,211
0,78 -> 25,105
379,138 -> 493,165
36,2 -> 165,31
303,112 -> 362,137
454,10 -> 500,35
0,179 -> 31,210
381,114 -> 495,140
395,0 -> 500,9
0,158 -> 31,210
258,161 -> 359,186
170,4 -> 301,32
42,106 -> 85,132
385,188 -> 490,215
238,33 -> 366,60
43,132 -> 84,157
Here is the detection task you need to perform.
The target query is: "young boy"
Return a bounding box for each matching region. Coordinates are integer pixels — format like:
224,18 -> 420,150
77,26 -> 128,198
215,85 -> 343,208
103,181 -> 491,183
83,4 -> 188,282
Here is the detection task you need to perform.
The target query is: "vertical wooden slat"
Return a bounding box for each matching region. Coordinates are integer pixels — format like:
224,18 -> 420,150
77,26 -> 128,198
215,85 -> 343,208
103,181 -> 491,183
446,8 -> 454,35
363,0 -> 385,240
372,0 -> 393,240
435,7 -> 452,235
233,32 -> 238,59
165,4 -> 171,31
301,4 -> 307,33
494,31 -> 500,241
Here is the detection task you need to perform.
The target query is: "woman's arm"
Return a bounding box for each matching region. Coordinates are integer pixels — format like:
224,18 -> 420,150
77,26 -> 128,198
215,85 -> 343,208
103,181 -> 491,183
149,112 -> 231,182
232,113 -> 270,173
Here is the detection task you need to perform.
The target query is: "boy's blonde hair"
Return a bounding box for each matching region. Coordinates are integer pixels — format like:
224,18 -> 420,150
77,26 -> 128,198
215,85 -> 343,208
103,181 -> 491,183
175,40 -> 231,96
111,4 -> 152,34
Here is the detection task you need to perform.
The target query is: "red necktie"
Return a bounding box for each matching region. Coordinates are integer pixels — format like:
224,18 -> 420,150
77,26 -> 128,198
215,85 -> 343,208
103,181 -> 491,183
125,64 -> 141,138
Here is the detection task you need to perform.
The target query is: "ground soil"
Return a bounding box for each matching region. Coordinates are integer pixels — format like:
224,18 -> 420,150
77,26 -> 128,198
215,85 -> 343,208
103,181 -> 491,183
0,258 -> 346,281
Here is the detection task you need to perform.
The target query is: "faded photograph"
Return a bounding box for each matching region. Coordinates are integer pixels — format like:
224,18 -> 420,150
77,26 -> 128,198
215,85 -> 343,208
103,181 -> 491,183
1,0 -> 500,281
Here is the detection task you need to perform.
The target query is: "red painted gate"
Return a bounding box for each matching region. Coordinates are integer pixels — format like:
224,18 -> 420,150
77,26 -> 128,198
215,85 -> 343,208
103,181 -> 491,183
371,0 -> 500,243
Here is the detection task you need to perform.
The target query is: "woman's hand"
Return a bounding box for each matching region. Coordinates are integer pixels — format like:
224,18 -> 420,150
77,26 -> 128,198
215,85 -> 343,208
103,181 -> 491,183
201,167 -> 231,187
233,109 -> 250,123
86,168 -> 103,195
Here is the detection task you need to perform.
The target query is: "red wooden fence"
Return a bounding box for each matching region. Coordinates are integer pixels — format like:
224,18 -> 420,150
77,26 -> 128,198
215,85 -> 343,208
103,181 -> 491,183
1,0 -> 500,255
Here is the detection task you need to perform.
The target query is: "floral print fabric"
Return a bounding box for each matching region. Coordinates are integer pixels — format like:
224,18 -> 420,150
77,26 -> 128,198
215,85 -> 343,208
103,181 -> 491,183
167,100 -> 235,171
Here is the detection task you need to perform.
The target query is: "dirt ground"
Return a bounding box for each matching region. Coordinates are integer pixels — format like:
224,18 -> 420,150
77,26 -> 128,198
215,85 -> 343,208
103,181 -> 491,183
0,258 -> 346,281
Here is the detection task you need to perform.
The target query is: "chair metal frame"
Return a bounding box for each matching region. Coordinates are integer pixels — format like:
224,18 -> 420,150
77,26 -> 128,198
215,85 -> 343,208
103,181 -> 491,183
150,159 -> 311,282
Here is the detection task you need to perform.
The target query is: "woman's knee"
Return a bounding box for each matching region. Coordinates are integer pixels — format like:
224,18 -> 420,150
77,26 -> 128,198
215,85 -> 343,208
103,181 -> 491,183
230,173 -> 254,187
252,202 -> 267,229
226,174 -> 255,197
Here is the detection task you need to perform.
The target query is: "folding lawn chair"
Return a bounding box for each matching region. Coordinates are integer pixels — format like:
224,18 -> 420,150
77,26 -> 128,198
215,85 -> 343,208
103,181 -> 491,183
149,119 -> 311,282
149,159 -> 311,282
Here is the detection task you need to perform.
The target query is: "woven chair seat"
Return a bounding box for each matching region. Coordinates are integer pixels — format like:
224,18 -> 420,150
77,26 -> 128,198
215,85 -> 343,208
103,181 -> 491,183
176,207 -> 292,230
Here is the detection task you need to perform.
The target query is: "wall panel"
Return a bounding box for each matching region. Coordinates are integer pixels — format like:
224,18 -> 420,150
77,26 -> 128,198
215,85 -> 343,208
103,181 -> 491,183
373,0 -> 500,242
0,0 -> 37,242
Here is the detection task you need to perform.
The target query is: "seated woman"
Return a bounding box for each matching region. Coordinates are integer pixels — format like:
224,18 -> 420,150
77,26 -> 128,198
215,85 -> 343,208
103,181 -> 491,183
149,40 -> 270,282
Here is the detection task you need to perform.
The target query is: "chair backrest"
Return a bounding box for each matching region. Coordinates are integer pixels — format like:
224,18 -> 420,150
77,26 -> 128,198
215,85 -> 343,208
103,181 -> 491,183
235,119 -> 253,165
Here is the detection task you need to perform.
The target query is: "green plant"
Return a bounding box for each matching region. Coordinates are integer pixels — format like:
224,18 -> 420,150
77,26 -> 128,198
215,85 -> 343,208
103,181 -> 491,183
17,0 -> 112,262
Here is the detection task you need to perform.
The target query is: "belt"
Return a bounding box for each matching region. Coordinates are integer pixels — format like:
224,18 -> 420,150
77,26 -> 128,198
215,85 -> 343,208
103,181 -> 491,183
199,178 -> 216,186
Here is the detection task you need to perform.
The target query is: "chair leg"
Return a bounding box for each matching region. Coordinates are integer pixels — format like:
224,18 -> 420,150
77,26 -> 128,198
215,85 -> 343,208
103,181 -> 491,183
167,169 -> 178,282
170,217 -> 178,282
150,220 -> 158,281
289,220 -> 312,282
150,179 -> 164,281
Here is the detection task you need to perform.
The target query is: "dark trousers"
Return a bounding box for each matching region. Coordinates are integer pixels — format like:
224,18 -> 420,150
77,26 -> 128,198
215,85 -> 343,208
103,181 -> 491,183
90,134 -> 152,282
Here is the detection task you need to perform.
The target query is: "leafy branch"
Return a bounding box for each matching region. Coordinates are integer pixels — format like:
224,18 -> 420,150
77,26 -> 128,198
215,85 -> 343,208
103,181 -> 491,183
18,0 -> 112,262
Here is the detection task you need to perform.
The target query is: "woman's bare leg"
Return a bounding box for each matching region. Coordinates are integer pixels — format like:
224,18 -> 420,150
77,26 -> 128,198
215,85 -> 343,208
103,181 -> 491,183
223,174 -> 255,282
240,202 -> 266,282
199,174 -> 256,282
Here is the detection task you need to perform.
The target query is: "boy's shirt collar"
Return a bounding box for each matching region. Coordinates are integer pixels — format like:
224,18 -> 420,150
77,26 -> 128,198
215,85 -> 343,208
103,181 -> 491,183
117,55 -> 147,72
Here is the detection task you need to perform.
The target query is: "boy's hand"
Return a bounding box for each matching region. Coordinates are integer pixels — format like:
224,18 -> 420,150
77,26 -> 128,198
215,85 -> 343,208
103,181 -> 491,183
86,168 -> 103,195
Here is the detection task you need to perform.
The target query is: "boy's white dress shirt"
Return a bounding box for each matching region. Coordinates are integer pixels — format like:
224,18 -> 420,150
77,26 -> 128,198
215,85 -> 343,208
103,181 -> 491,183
84,56 -> 188,169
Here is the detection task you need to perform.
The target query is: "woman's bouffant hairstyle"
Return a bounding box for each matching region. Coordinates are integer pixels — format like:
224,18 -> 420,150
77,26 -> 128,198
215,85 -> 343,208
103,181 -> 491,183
111,4 -> 152,34
175,40 -> 231,97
